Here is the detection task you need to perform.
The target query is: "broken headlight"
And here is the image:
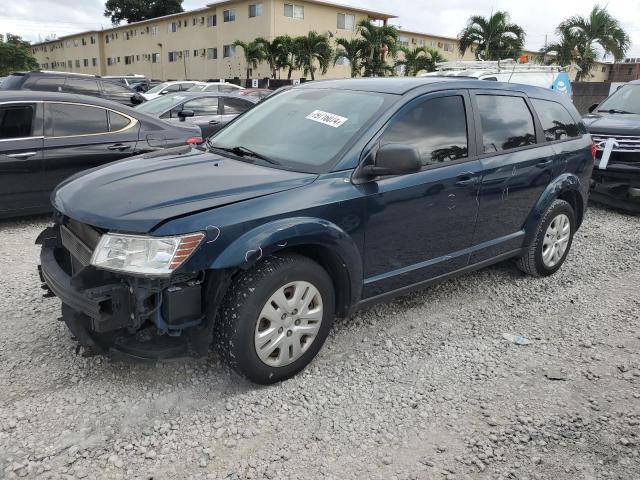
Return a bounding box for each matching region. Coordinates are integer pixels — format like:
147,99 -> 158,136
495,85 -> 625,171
90,232 -> 204,276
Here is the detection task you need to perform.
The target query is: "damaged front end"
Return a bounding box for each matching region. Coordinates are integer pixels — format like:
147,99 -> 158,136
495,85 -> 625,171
37,216 -> 224,360
591,134 -> 640,213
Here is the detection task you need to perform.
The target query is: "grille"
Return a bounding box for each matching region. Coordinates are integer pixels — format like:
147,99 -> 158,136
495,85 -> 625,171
591,133 -> 640,153
60,225 -> 94,267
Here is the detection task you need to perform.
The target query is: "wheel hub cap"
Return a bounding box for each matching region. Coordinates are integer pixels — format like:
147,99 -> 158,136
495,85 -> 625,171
254,281 -> 323,367
542,213 -> 571,268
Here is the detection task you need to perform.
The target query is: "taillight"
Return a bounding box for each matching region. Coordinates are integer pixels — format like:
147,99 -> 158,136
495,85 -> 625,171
590,143 -> 597,161
186,136 -> 203,145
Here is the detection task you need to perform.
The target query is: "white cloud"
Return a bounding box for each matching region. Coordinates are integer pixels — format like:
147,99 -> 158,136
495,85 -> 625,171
1,0 -> 638,57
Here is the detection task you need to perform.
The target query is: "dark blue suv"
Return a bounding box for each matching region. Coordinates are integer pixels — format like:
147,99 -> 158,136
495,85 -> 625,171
38,78 -> 594,384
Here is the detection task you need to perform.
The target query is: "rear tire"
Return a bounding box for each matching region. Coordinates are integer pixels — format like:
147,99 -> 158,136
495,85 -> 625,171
216,253 -> 335,384
517,199 -> 576,277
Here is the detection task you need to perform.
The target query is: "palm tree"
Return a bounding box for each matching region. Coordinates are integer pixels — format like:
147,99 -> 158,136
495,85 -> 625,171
395,46 -> 445,76
294,32 -> 333,81
276,35 -> 298,80
357,19 -> 399,77
233,39 -> 266,83
458,11 -> 525,60
540,28 -> 580,66
334,38 -> 366,77
557,5 -> 630,80
255,35 -> 291,79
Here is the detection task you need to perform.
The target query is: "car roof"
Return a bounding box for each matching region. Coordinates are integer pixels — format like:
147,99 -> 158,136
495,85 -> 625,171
154,91 -> 256,100
0,90 -> 140,110
201,82 -> 242,86
161,80 -> 207,85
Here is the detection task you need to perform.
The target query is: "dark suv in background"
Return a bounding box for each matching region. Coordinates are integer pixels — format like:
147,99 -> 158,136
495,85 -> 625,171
584,80 -> 640,212
38,78 -> 594,384
1,71 -> 145,106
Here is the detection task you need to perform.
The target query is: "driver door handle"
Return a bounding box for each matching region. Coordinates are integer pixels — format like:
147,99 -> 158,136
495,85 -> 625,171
7,151 -> 37,159
455,173 -> 479,187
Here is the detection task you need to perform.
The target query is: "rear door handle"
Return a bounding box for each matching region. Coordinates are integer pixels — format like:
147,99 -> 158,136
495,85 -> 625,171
455,173 -> 479,187
536,159 -> 553,168
7,151 -> 37,159
107,143 -> 131,151
208,120 -> 220,125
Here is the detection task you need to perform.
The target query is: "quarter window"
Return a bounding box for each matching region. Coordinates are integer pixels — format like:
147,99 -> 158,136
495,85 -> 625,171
380,96 -> 469,166
223,9 -> 235,22
223,97 -> 253,115
284,3 -> 304,19
531,99 -> 580,142
0,105 -> 35,139
108,111 -> 131,131
47,104 -> 109,137
476,95 -> 536,153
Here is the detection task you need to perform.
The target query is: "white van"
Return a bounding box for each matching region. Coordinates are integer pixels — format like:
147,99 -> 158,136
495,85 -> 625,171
420,60 -> 573,96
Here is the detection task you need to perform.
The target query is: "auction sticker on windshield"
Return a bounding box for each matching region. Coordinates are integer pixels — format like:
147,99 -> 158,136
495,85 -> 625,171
306,110 -> 348,128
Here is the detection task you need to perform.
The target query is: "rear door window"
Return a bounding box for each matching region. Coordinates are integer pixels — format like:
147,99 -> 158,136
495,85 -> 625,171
179,83 -> 196,91
476,95 -> 536,153
183,97 -> 219,116
27,78 -> 64,92
380,95 -> 469,166
64,78 -> 101,96
47,104 -> 109,137
223,97 -> 254,115
531,99 -> 580,142
0,105 -> 35,139
219,85 -> 239,93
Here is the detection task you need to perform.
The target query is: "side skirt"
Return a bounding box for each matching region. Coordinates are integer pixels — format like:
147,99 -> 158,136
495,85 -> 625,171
356,248 -> 523,310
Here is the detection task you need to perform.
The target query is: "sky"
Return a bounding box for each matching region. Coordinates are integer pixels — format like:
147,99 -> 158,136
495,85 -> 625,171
1,0 -> 639,58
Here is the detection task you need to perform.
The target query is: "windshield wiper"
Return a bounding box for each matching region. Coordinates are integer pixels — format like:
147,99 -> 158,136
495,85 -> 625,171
597,108 -> 634,114
208,143 -> 280,165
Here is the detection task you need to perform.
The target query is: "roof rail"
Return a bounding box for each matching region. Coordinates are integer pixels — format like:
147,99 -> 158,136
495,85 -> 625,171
435,60 -> 564,73
38,70 -> 101,78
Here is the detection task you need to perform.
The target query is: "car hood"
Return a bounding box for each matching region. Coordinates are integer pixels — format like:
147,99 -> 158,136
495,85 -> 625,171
52,146 -> 317,233
583,113 -> 640,136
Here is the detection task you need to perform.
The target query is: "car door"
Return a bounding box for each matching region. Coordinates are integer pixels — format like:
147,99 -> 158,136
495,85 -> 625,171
218,96 -> 255,131
42,102 -> 139,193
469,91 -> 557,263
0,102 -> 46,215
178,96 -> 221,137
360,90 -> 482,298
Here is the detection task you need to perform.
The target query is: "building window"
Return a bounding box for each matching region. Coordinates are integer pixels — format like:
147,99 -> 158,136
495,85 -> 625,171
207,47 -> 218,59
168,51 -> 179,62
443,43 -> 453,52
83,59 -> 89,67
337,13 -> 355,30
223,44 -> 235,58
107,58 -> 114,66
152,53 -> 160,63
398,36 -> 409,47
150,26 -> 159,36
223,9 -> 235,22
602,66 -> 606,73
125,55 -> 133,65
92,58 -> 97,67
207,14 -> 216,27
105,35 -> 110,44
284,3 -> 304,19
90,36 -> 96,44
249,4 -> 263,17
168,22 -> 177,33
75,59 -> 80,67
81,38 -> 87,46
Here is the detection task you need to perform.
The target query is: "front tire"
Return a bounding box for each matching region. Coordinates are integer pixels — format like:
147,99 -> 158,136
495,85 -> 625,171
517,199 -> 576,277
216,253 -> 335,384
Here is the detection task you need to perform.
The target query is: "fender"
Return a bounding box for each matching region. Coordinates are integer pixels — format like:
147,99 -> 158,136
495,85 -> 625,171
210,217 -> 363,308
523,173 -> 584,245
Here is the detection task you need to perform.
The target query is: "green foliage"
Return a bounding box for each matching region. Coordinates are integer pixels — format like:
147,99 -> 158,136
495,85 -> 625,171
293,32 -> 333,81
395,46 -> 444,76
255,36 -> 293,79
0,34 -> 39,76
233,40 -> 266,81
357,20 -> 399,77
104,0 -> 184,25
334,38 -> 366,78
458,11 -> 525,60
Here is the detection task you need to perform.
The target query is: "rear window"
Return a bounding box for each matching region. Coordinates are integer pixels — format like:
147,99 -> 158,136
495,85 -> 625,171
531,99 -> 580,142
47,103 -> 109,137
0,105 -> 34,139
0,74 -> 26,90
477,95 -> 536,153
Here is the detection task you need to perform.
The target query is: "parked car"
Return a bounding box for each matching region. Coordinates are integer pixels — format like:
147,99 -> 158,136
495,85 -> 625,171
0,91 -> 202,218
142,81 -> 207,101
188,82 -> 244,94
136,92 -> 257,137
130,80 -> 162,93
102,74 -> 147,87
583,80 -> 640,212
237,88 -> 274,101
38,78 -> 593,384
0,76 -> 6,87
0,71 -> 145,106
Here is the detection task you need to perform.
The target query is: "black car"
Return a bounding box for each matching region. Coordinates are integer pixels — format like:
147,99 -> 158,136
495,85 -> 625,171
1,71 -> 146,107
135,92 -> 257,137
0,91 -> 202,218
584,80 -> 640,212
38,78 -> 593,384
130,80 -> 162,93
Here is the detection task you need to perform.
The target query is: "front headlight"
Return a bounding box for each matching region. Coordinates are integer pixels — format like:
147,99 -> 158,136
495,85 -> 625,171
90,232 -> 204,276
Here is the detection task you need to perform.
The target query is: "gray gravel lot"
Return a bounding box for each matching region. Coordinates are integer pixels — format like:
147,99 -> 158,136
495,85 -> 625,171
0,205 -> 639,480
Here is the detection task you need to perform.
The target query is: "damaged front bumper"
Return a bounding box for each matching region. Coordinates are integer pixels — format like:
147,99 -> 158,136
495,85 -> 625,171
591,163 -> 640,213
37,223 -> 215,361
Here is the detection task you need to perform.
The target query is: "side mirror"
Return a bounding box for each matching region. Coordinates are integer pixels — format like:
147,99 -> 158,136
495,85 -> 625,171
159,90 -> 169,95
178,109 -> 195,121
588,103 -> 599,113
359,144 -> 422,179
131,93 -> 145,105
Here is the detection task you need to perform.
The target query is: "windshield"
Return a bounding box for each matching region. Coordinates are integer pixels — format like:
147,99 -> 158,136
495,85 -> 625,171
597,84 -> 640,114
209,88 -> 390,173
145,82 -> 170,95
136,93 -> 187,115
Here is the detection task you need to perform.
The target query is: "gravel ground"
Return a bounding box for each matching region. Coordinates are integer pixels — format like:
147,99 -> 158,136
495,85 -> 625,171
0,205 -> 639,480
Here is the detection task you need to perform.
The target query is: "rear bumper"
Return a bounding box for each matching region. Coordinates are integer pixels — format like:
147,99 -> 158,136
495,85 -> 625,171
590,166 -> 640,213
